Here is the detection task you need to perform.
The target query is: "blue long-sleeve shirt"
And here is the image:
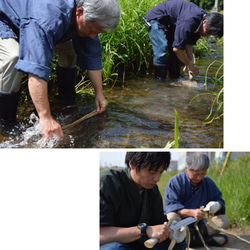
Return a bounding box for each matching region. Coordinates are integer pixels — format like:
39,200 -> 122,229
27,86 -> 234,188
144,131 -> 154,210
164,171 -> 226,215
0,0 -> 102,82
145,0 -> 206,50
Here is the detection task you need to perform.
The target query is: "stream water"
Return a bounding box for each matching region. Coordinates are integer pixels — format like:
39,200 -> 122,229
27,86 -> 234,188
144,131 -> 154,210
0,48 -> 223,148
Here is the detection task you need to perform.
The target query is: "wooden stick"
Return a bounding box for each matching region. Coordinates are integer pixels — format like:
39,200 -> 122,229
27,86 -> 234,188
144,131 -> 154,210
144,222 -> 168,249
62,100 -> 108,131
221,152 -> 231,175
215,151 -> 221,176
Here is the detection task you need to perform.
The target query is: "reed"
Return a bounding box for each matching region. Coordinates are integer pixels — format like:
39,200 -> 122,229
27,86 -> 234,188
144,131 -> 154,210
99,0 -> 162,84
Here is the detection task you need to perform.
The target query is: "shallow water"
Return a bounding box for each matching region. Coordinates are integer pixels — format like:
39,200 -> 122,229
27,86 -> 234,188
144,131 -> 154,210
0,78 -> 223,148
0,48 -> 223,148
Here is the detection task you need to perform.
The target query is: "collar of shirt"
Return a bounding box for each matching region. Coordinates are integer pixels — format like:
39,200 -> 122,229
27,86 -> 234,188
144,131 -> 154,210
194,20 -> 202,33
194,14 -> 206,33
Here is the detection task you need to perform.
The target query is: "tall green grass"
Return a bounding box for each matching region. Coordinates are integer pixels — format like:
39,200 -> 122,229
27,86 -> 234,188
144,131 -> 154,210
99,0 -> 162,83
99,0 -> 223,85
158,154 -> 250,229
207,154 -> 250,229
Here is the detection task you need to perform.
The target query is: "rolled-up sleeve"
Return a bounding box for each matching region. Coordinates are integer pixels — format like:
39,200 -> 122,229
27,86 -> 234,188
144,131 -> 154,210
72,35 -> 102,70
15,18 -> 54,81
173,20 -> 200,49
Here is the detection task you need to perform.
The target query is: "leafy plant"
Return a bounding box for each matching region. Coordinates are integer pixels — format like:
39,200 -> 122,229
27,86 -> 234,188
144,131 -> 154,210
193,37 -> 210,58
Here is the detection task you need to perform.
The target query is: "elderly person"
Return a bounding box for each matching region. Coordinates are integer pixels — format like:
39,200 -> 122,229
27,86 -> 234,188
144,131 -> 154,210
0,0 -> 120,139
144,0 -> 223,80
164,152 -> 230,247
100,152 -> 186,250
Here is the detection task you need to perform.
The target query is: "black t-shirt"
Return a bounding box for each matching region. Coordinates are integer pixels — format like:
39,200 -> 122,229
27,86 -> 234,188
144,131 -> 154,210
100,167 -> 166,228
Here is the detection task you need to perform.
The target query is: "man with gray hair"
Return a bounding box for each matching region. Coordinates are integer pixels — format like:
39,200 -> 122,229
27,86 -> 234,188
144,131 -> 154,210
0,0 -> 120,139
164,152 -> 230,247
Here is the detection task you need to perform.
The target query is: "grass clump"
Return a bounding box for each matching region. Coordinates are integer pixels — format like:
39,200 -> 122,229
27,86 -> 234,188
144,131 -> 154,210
99,0 -> 164,83
207,154 -> 250,229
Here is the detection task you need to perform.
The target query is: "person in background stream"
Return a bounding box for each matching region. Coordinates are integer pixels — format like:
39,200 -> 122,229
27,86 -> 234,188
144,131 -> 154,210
164,152 -> 230,248
100,152 -> 186,250
0,0 -> 120,139
144,0 -> 223,80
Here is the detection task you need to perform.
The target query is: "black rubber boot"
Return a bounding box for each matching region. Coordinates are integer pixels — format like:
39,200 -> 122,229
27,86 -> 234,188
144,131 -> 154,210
205,234 -> 228,246
153,64 -> 167,81
0,91 -> 20,136
168,53 -> 181,79
57,66 -> 77,103
189,221 -> 208,248
189,228 -> 204,247
166,37 -> 181,79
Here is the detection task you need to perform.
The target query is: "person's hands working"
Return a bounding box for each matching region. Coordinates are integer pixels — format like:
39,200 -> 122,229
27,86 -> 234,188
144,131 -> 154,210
146,223 -> 172,243
204,201 -> 221,214
169,220 -> 186,243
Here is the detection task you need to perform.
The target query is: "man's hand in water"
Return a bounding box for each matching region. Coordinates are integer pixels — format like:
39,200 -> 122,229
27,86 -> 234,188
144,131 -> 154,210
28,74 -> 64,140
39,116 -> 64,141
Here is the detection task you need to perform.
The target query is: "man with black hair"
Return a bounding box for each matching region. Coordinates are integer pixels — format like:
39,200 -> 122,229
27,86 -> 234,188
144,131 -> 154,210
144,0 -> 223,80
100,152 -> 186,250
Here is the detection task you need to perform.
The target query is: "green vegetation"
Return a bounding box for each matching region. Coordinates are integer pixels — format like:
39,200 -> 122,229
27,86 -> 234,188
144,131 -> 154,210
163,109 -> 179,148
207,154 -> 250,229
99,0 -> 157,83
35,0 -> 223,92
190,59 -> 223,124
157,154 -> 250,229
99,0 -> 224,129
189,0 -> 223,11
40,0 -> 224,99
99,0 -> 224,85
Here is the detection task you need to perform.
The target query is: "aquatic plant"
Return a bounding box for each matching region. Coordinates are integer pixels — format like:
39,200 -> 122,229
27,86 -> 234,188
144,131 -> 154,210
190,60 -> 223,124
164,109 -> 180,149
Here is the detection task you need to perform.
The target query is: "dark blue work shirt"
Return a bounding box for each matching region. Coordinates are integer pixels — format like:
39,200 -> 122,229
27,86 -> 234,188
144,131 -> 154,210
164,171 -> 226,215
0,0 -> 102,82
145,0 -> 206,50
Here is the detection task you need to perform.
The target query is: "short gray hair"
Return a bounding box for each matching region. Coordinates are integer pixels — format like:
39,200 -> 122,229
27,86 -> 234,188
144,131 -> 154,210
186,152 -> 210,170
77,0 -> 120,31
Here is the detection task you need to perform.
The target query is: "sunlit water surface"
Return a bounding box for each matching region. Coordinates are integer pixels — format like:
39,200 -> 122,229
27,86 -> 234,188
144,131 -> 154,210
0,49 -> 223,148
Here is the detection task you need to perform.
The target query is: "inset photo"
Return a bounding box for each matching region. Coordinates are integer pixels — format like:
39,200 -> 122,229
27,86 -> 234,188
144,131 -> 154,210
100,151 -> 250,250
